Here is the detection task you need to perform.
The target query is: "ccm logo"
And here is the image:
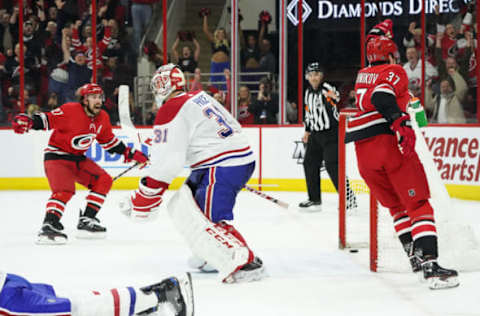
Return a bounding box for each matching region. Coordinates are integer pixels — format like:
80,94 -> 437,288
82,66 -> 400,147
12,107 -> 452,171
205,227 -> 236,249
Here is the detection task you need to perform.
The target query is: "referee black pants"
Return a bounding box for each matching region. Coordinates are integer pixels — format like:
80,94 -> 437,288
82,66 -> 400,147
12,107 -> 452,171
302,129 -> 339,203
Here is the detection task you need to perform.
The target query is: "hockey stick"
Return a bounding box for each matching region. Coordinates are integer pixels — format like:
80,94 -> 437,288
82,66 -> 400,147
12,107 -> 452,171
119,85 -> 143,149
243,185 -> 291,210
113,162 -> 141,181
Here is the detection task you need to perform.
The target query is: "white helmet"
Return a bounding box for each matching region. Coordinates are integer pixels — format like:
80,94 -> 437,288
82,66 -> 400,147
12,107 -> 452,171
150,63 -> 186,104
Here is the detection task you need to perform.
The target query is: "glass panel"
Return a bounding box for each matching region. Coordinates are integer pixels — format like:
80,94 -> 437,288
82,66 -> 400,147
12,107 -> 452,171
237,0 -> 279,125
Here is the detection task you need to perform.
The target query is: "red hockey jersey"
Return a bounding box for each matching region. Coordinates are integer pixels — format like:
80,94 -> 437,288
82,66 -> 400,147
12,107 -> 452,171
346,63 -> 411,143
39,103 -> 120,157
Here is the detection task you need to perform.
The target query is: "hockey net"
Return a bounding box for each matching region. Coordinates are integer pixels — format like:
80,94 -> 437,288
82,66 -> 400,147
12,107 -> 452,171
338,110 -> 480,272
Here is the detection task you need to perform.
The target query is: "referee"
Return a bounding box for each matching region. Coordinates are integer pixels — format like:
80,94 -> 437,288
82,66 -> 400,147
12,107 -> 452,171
299,62 -> 340,212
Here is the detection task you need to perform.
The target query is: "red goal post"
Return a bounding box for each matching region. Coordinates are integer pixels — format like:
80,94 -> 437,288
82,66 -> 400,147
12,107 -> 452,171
338,109 -> 480,273
338,109 -> 379,271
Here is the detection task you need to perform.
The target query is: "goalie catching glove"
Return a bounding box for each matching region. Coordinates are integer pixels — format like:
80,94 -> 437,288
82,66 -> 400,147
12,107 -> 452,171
12,114 -> 33,134
391,114 -> 416,157
119,176 -> 168,221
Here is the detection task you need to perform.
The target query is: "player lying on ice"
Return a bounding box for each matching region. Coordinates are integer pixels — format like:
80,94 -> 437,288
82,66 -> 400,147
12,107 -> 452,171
11,83 -> 149,245
0,270 -> 193,316
119,63 -> 266,284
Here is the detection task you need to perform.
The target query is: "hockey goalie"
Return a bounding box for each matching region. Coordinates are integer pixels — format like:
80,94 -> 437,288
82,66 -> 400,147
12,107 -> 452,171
120,63 -> 266,284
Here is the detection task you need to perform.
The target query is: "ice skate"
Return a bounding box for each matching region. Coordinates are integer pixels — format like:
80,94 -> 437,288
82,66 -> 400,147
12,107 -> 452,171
36,220 -> 68,245
403,242 -> 422,273
298,200 -> 322,212
138,273 -> 194,316
76,211 -> 107,239
187,255 -> 217,273
224,257 -> 266,283
422,260 -> 459,290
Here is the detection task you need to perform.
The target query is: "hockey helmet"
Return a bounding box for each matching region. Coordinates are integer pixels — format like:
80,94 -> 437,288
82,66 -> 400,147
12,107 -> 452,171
366,36 -> 399,64
79,83 -> 104,97
150,63 -> 186,104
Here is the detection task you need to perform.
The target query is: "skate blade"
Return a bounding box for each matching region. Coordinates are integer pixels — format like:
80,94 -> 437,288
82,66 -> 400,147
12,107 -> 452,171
427,276 -> 460,290
75,230 -> 107,239
178,273 -> 195,316
36,235 -> 67,245
298,206 -> 322,213
224,266 -> 267,284
416,272 -> 427,283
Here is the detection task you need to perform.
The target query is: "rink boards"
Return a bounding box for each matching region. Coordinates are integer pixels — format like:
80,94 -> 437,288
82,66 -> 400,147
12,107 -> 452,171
0,125 -> 479,200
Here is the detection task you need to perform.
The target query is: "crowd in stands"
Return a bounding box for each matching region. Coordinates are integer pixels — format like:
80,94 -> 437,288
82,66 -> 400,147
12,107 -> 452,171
2,1 -> 478,127
0,0 -> 139,126
340,3 -> 479,124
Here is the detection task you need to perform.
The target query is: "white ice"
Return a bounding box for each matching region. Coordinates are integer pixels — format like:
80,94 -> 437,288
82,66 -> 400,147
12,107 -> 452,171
1,190 -> 479,316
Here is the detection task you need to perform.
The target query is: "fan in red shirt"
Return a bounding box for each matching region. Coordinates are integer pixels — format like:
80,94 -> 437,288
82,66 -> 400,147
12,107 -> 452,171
346,21 -> 459,290
12,83 -> 148,245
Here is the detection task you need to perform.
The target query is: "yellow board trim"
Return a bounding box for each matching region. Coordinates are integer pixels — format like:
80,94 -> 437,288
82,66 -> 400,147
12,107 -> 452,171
0,178 -> 479,201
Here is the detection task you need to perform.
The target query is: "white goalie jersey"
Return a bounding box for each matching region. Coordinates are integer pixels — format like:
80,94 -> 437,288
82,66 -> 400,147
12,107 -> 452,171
148,90 -> 255,184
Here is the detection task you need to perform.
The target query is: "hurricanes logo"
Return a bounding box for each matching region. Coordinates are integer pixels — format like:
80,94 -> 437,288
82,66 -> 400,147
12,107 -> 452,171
292,141 -> 306,164
71,134 -> 96,150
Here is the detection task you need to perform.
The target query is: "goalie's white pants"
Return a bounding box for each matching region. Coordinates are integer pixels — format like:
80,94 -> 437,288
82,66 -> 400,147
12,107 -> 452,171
168,184 -> 251,282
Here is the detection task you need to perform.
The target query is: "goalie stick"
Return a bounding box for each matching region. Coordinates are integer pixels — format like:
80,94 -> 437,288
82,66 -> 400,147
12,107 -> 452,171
111,85 -> 149,181
244,185 -> 290,209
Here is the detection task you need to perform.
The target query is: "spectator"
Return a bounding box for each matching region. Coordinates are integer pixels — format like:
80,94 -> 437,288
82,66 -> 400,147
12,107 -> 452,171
61,38 -> 92,102
425,76 -> 467,124
131,0 -> 159,57
46,91 -> 59,110
343,90 -> 356,109
71,19 -> 112,70
4,43 -> 38,91
189,67 -> 203,91
403,21 -> 435,65
171,32 -> 200,75
237,85 -> 254,124
286,100 -> 298,124
0,9 -> 13,53
249,77 -> 278,124
143,40 -> 164,68
403,47 -> 438,93
435,31 -> 470,81
202,12 -> 230,89
258,37 -> 275,74
26,103 -> 40,116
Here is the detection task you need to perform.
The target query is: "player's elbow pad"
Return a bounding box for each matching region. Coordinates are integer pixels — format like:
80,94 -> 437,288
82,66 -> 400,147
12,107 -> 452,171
371,91 -> 403,123
31,113 -> 49,130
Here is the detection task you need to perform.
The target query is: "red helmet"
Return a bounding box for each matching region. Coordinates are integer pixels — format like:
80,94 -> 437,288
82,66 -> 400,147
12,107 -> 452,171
366,36 -> 399,64
80,83 -> 104,97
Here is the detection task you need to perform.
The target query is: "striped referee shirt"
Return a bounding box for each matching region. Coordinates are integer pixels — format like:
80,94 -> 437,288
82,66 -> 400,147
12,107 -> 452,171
304,82 -> 340,132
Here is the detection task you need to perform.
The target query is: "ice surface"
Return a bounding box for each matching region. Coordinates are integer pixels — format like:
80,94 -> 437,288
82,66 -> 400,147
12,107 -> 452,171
1,190 -> 479,315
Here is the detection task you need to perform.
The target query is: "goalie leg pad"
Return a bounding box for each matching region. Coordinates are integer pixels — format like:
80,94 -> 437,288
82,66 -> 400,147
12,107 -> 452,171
168,184 -> 251,282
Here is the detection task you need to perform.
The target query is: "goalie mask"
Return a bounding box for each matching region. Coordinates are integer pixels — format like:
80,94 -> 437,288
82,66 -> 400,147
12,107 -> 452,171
151,63 -> 186,105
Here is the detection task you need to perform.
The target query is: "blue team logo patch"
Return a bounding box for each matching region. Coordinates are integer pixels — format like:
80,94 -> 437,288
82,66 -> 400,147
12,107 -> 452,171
408,189 -> 416,197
